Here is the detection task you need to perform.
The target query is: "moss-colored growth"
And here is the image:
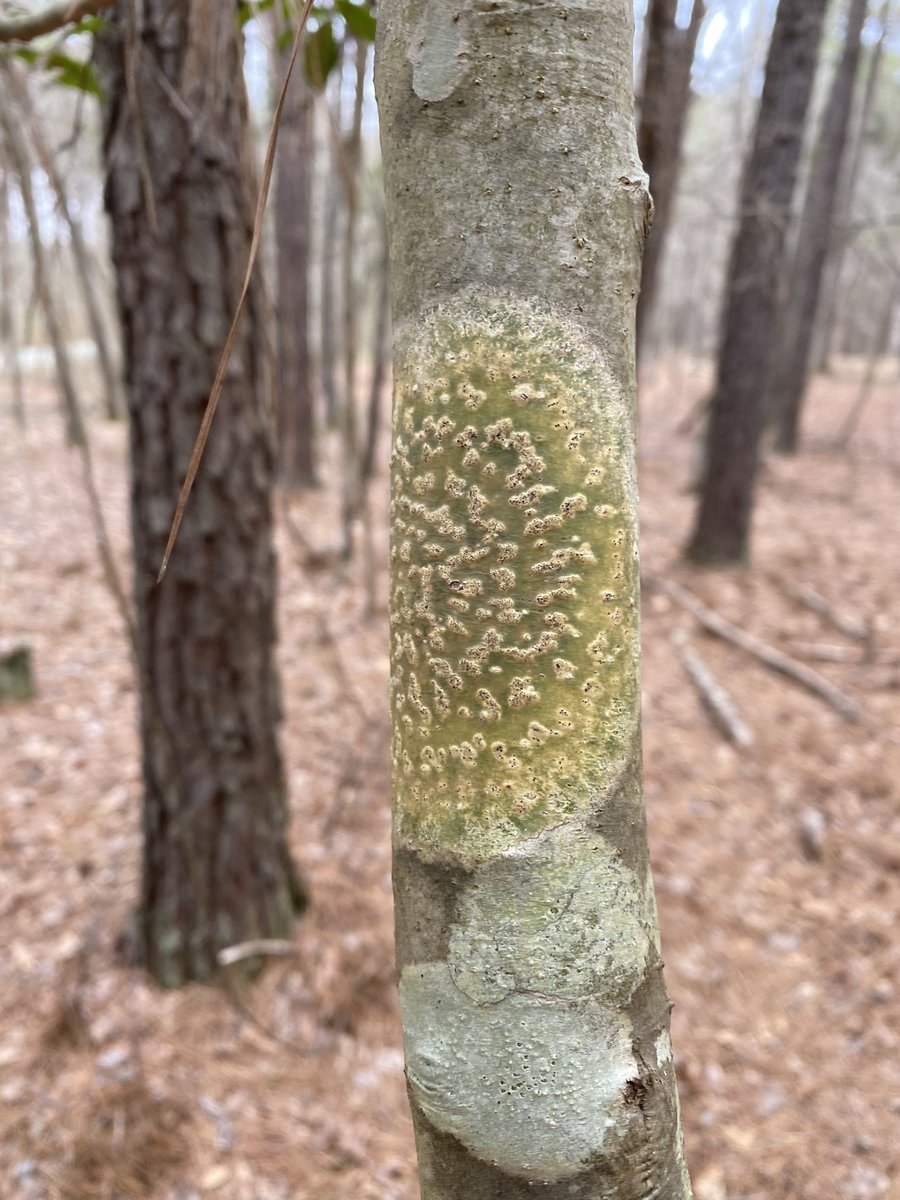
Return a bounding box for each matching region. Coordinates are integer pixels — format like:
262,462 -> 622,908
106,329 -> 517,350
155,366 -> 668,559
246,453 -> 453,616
390,297 -> 640,862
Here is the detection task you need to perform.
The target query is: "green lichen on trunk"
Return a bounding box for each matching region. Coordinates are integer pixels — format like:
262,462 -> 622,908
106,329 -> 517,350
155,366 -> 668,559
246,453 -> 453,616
391,299 -> 639,863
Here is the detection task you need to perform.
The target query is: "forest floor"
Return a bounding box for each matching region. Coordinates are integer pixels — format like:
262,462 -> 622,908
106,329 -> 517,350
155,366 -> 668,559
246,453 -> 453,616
1,359 -> 899,1200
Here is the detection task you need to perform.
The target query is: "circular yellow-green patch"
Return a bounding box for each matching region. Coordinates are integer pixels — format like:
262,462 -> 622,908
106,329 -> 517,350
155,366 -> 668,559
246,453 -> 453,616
390,298 -> 639,860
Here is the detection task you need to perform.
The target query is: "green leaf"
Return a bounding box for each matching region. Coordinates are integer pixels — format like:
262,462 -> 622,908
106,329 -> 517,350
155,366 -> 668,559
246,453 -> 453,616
304,20 -> 339,90
335,0 -> 376,41
277,27 -> 294,53
12,47 -> 39,65
43,52 -> 101,96
68,14 -> 111,35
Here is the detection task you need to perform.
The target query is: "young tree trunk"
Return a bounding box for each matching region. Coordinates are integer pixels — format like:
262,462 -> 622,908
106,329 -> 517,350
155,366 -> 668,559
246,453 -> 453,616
339,36 -> 368,558
769,0 -> 870,454
635,0 -> 705,364
9,64 -> 124,422
813,0 -> 890,374
376,3 -> 691,1197
0,165 -> 25,428
274,45 -> 317,487
96,0 -> 304,988
686,0 -> 829,565
0,81 -> 84,446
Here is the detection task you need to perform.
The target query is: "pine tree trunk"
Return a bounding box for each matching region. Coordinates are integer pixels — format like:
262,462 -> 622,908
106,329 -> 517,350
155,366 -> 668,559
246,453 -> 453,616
686,0 -> 829,565
96,0 -> 304,988
769,0 -> 870,454
635,0 -> 705,364
376,2 -> 691,1196
275,51 -> 317,488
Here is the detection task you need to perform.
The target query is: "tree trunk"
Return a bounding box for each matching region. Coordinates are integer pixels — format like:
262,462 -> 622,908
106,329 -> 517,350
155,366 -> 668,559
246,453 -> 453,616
95,0 -> 304,988
376,3 -> 691,1197
813,0 -> 891,375
635,0 -> 705,365
0,75 -> 84,447
274,45 -> 317,487
9,64 -> 124,422
769,0 -> 870,454
339,36 -> 368,558
0,164 -> 25,428
686,0 -> 829,565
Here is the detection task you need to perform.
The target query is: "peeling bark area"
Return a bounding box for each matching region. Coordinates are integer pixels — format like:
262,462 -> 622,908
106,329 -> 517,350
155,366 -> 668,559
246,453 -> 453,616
686,0 -> 829,565
96,1 -> 303,987
376,1 -> 690,1194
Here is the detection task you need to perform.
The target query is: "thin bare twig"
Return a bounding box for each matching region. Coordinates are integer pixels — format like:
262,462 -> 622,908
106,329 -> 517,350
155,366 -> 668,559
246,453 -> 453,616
0,0 -> 114,42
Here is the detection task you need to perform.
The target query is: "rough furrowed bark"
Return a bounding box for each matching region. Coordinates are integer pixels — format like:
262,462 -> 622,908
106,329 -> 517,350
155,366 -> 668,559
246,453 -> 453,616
376,1 -> 690,1196
96,1 -> 304,987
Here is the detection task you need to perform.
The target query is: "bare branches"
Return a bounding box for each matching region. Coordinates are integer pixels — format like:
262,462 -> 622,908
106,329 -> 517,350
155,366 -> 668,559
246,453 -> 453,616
648,576 -> 869,725
675,632 -> 754,748
0,0 -> 114,43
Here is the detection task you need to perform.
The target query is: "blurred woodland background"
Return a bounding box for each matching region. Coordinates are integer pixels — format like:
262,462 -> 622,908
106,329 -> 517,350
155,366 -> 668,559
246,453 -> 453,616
0,0 -> 899,1197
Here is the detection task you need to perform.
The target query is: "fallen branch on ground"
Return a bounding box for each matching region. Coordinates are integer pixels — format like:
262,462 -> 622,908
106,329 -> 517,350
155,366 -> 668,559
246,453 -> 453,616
647,576 -> 869,725
674,632 -> 754,748
780,580 -> 871,644
217,939 -> 297,967
785,641 -> 862,664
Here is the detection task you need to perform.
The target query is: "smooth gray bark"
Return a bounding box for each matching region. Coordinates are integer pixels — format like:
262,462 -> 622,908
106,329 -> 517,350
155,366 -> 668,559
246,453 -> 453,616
376,1 -> 690,1196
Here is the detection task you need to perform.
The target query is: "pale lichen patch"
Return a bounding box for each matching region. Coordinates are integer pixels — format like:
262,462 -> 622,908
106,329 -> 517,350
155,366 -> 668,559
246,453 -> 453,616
400,961 -> 638,1182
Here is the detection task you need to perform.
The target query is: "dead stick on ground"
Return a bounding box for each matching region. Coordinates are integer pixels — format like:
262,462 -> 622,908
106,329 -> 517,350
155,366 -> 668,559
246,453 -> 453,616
785,641 -> 862,664
674,631 -> 754,748
780,580 -> 871,644
217,939 -> 297,967
647,576 -> 870,725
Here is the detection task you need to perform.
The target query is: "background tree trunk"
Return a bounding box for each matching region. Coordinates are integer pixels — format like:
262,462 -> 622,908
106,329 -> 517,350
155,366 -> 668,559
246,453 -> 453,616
376,1 -> 690,1196
9,64 -> 124,422
275,45 -> 317,488
768,0 -> 870,453
686,0 -> 829,565
0,79 -> 84,447
96,0 -> 304,988
635,0 -> 705,364
813,0 -> 891,374
0,164 -> 25,428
